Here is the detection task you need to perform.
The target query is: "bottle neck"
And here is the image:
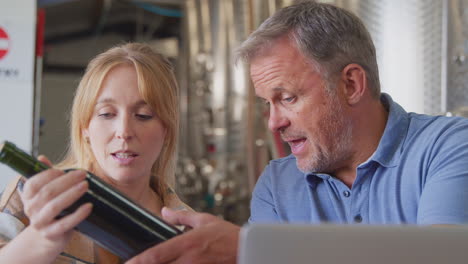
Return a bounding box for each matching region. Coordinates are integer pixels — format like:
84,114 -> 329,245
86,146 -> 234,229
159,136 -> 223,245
0,141 -> 49,178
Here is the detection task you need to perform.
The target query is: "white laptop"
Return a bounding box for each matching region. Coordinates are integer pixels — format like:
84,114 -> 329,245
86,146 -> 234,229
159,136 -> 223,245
238,224 -> 468,264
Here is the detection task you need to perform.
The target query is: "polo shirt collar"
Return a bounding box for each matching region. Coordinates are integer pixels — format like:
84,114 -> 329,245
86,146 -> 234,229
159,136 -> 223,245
366,93 -> 409,168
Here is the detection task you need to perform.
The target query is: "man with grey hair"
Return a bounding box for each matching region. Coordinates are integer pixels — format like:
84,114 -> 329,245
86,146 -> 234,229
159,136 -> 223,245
128,1 -> 468,263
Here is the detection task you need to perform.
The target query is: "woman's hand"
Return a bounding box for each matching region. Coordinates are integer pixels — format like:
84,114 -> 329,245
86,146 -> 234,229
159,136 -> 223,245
20,156 -> 92,254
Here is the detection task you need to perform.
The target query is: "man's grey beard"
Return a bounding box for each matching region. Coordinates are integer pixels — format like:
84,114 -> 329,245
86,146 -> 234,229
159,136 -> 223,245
297,95 -> 353,174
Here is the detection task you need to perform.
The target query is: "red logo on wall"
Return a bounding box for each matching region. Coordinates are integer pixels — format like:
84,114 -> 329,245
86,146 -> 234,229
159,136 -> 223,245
0,27 -> 10,60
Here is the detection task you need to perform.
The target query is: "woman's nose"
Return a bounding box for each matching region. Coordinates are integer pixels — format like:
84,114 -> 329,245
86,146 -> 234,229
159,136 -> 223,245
115,115 -> 134,140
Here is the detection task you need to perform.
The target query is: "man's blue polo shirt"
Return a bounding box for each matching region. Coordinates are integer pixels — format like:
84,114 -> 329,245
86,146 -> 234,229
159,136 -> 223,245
250,94 -> 468,224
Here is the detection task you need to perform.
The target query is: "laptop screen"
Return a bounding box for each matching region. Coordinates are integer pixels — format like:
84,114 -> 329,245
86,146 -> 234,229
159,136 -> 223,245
237,224 -> 468,264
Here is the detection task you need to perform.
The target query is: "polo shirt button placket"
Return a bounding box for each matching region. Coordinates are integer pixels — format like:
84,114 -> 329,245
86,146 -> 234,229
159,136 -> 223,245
354,214 -> 363,223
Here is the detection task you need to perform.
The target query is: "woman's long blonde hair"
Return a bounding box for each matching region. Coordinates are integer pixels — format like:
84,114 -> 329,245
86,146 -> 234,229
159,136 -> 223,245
58,43 -> 179,200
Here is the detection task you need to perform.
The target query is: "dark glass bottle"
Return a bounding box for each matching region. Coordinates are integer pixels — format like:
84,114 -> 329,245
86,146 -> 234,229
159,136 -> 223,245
0,140 -> 182,260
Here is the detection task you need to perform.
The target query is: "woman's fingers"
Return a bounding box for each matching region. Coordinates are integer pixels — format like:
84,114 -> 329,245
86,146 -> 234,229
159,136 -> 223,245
22,170 -> 87,227
41,203 -> 93,240
21,168 -> 91,241
37,155 -> 53,167
21,169 -> 64,201
18,155 -> 54,203
30,180 -> 89,230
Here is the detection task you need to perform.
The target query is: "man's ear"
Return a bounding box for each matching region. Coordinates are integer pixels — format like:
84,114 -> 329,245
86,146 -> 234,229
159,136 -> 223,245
340,63 -> 367,105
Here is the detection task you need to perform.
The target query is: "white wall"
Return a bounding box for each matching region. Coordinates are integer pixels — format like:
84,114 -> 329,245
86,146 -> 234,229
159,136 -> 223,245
0,0 -> 37,191
38,73 -> 80,163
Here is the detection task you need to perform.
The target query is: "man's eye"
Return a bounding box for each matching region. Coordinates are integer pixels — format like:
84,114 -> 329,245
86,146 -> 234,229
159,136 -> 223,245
136,114 -> 153,120
283,96 -> 295,103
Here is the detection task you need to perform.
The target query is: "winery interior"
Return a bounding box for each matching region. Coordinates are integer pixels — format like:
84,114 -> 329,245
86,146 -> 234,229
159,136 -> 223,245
1,0 -> 467,226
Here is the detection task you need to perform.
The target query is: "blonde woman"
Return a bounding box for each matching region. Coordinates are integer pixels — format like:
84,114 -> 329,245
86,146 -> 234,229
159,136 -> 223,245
0,43 -> 189,263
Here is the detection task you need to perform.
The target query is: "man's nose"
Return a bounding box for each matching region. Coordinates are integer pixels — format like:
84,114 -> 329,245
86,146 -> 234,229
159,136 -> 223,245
268,108 -> 290,133
115,115 -> 133,140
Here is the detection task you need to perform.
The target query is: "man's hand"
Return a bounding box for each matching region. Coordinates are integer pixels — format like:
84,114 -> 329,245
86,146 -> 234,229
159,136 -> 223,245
126,207 -> 240,264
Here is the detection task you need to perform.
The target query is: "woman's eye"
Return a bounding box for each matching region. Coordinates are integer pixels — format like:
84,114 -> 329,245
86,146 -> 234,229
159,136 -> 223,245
136,114 -> 153,120
98,113 -> 114,118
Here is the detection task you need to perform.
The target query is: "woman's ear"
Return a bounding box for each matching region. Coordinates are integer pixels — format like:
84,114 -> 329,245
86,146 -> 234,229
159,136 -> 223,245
82,129 -> 90,143
340,63 -> 367,105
